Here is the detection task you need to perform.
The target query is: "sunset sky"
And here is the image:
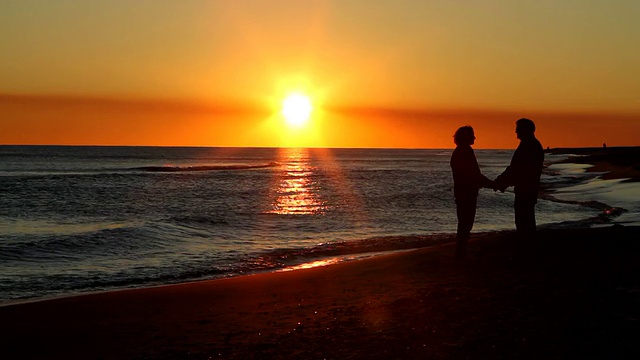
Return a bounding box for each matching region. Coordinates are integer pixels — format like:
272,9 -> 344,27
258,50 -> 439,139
1,0 -> 639,148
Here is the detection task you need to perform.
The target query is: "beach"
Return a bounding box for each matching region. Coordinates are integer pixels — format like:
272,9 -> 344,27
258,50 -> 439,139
2,226 -> 639,359
2,147 -> 639,359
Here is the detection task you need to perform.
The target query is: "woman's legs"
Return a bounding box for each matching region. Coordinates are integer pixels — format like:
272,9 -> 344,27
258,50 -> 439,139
455,196 -> 477,258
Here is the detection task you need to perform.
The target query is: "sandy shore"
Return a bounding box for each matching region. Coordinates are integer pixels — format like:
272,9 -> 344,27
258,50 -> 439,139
2,225 -> 640,359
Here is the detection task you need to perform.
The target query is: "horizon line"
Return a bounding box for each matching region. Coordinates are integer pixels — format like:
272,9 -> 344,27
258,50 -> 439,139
2,143 -> 639,151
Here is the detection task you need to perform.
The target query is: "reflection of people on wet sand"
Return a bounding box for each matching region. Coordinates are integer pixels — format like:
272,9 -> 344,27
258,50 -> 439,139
450,126 -> 494,258
495,118 -> 544,237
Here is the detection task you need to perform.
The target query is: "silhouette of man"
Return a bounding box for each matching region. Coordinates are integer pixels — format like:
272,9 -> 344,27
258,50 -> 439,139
450,126 -> 494,258
495,118 -> 544,237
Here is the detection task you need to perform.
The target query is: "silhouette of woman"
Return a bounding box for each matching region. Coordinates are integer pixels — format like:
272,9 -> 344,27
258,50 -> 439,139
450,126 -> 494,258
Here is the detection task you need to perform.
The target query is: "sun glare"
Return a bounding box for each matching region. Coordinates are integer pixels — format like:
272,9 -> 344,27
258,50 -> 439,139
282,93 -> 313,127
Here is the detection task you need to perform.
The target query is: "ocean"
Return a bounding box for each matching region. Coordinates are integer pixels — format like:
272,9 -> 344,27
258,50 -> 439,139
0,145 -> 635,304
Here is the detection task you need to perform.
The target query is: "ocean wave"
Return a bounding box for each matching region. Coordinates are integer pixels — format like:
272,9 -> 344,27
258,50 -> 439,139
540,178 -> 628,227
0,265 -> 230,303
72,267 -> 229,293
0,224 -> 166,262
0,162 -> 279,179
167,215 -> 230,227
241,233 -> 453,273
0,219 -> 133,237
129,162 -> 279,172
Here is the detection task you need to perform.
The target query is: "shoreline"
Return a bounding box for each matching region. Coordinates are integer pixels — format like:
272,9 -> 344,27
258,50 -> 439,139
2,225 -> 639,359
0,246 -> 430,309
548,146 -> 640,182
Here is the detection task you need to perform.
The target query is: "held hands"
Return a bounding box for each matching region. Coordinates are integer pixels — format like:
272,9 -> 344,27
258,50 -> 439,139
492,179 -> 506,193
483,179 -> 506,192
484,180 -> 505,192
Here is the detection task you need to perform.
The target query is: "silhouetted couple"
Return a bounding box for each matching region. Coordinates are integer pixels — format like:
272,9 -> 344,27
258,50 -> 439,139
450,118 -> 544,258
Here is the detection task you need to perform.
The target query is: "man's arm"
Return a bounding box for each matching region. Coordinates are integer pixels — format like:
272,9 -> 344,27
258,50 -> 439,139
495,147 -> 521,191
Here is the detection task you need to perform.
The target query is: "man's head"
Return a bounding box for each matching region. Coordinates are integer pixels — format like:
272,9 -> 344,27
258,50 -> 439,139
454,125 -> 475,146
515,118 -> 536,140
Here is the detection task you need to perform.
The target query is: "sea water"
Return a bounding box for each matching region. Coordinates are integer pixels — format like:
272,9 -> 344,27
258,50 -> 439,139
0,146 -> 632,303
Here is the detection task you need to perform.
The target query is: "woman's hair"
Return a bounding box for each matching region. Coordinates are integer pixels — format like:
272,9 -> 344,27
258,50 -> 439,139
453,126 -> 474,146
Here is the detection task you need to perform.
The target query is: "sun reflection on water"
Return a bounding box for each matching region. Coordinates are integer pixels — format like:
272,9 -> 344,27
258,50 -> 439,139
278,258 -> 341,271
268,148 -> 327,215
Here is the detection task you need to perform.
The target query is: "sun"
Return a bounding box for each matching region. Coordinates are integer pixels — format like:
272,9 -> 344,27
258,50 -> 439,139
282,93 -> 313,127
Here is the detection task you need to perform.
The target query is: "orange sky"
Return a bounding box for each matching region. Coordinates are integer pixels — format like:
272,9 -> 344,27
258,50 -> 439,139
2,94 -> 637,149
1,1 -> 639,148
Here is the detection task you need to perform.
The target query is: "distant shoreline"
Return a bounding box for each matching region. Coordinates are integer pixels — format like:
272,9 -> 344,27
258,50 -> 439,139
548,146 -> 640,182
548,145 -> 640,155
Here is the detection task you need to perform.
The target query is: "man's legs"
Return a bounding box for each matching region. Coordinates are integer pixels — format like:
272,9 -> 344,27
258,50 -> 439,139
515,192 -> 537,237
